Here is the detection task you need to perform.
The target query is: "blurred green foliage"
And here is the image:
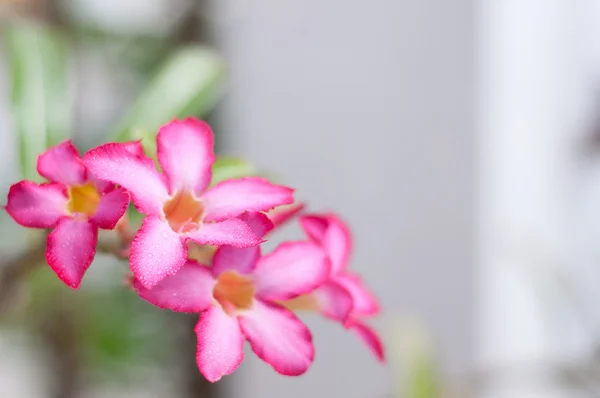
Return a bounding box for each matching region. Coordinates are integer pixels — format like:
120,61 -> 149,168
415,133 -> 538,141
211,157 -> 257,186
3,22 -> 71,181
112,46 -> 225,144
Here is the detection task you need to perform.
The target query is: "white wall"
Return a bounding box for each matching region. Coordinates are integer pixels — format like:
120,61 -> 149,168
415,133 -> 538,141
211,1 -> 476,397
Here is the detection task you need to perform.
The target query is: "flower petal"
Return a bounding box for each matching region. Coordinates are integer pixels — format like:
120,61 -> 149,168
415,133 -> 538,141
254,241 -> 329,301
135,261 -> 214,313
46,218 -> 98,289
313,282 -> 353,321
122,140 -> 146,157
90,188 -> 130,229
322,215 -> 353,274
5,181 -> 68,228
83,143 -> 169,215
187,219 -> 263,248
239,212 -> 274,238
195,307 -> 245,382
200,178 -> 294,222
157,118 -> 215,195
298,214 -> 328,242
130,215 -> 187,289
301,214 -> 352,274
36,140 -> 86,186
267,202 -> 305,230
212,246 -> 260,276
347,319 -> 385,362
337,273 -> 380,316
239,300 -> 314,376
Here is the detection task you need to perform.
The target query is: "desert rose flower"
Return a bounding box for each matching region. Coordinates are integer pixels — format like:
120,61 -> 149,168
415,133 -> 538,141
5,140 -> 131,288
135,214 -> 329,381
296,213 -> 385,362
83,118 -> 294,288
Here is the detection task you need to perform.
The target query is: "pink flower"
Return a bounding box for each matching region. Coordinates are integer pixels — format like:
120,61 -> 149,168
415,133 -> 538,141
297,213 -> 385,362
83,118 -> 294,289
134,213 -> 329,382
5,141 -> 131,289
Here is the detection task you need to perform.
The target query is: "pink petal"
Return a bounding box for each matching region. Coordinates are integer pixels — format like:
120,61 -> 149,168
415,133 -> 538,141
83,143 -> 169,215
239,300 -> 314,376
239,212 -> 274,238
157,118 -> 215,195
267,202 -> 305,230
299,214 -> 328,242
90,188 -> 130,229
135,261 -> 215,313
195,307 -> 245,382
46,218 -> 98,289
212,246 -> 260,276
253,241 -> 329,301
200,177 -> 294,222
347,319 -> 385,362
322,214 -> 353,274
130,215 -> 187,289
187,219 -> 263,248
36,140 -> 86,186
337,273 -> 380,316
122,140 -> 146,157
313,282 -> 353,322
5,181 -> 68,228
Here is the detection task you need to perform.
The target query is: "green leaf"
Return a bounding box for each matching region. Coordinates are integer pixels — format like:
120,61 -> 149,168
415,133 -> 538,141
211,157 -> 256,186
112,45 -> 225,142
3,22 -> 71,180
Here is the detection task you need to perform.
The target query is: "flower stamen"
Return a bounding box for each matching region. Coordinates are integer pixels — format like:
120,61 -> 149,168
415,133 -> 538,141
213,271 -> 255,314
163,191 -> 204,232
67,183 -> 101,217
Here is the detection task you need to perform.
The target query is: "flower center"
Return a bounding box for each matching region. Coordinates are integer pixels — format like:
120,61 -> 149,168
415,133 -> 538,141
163,191 -> 204,232
213,271 -> 255,314
67,183 -> 101,217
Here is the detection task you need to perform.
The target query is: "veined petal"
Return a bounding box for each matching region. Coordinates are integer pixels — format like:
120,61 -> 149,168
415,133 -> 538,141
36,140 -> 86,186
83,143 -> 169,215
254,241 -> 329,301
6,181 -> 68,228
187,219 -> 263,248
135,261 -> 214,313
212,246 -> 260,277
130,216 -> 187,289
46,218 -> 98,289
195,307 -> 245,382
267,202 -> 305,230
337,273 -> 380,316
313,282 -> 353,321
90,188 -> 130,229
239,300 -> 313,376
347,319 -> 385,362
201,178 -> 294,222
157,118 -> 215,195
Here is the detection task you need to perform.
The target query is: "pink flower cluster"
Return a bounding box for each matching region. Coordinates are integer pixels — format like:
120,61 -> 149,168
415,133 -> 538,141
4,118 -> 384,381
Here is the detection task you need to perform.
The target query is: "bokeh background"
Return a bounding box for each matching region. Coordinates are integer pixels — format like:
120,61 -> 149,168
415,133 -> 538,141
3,1 -> 600,397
